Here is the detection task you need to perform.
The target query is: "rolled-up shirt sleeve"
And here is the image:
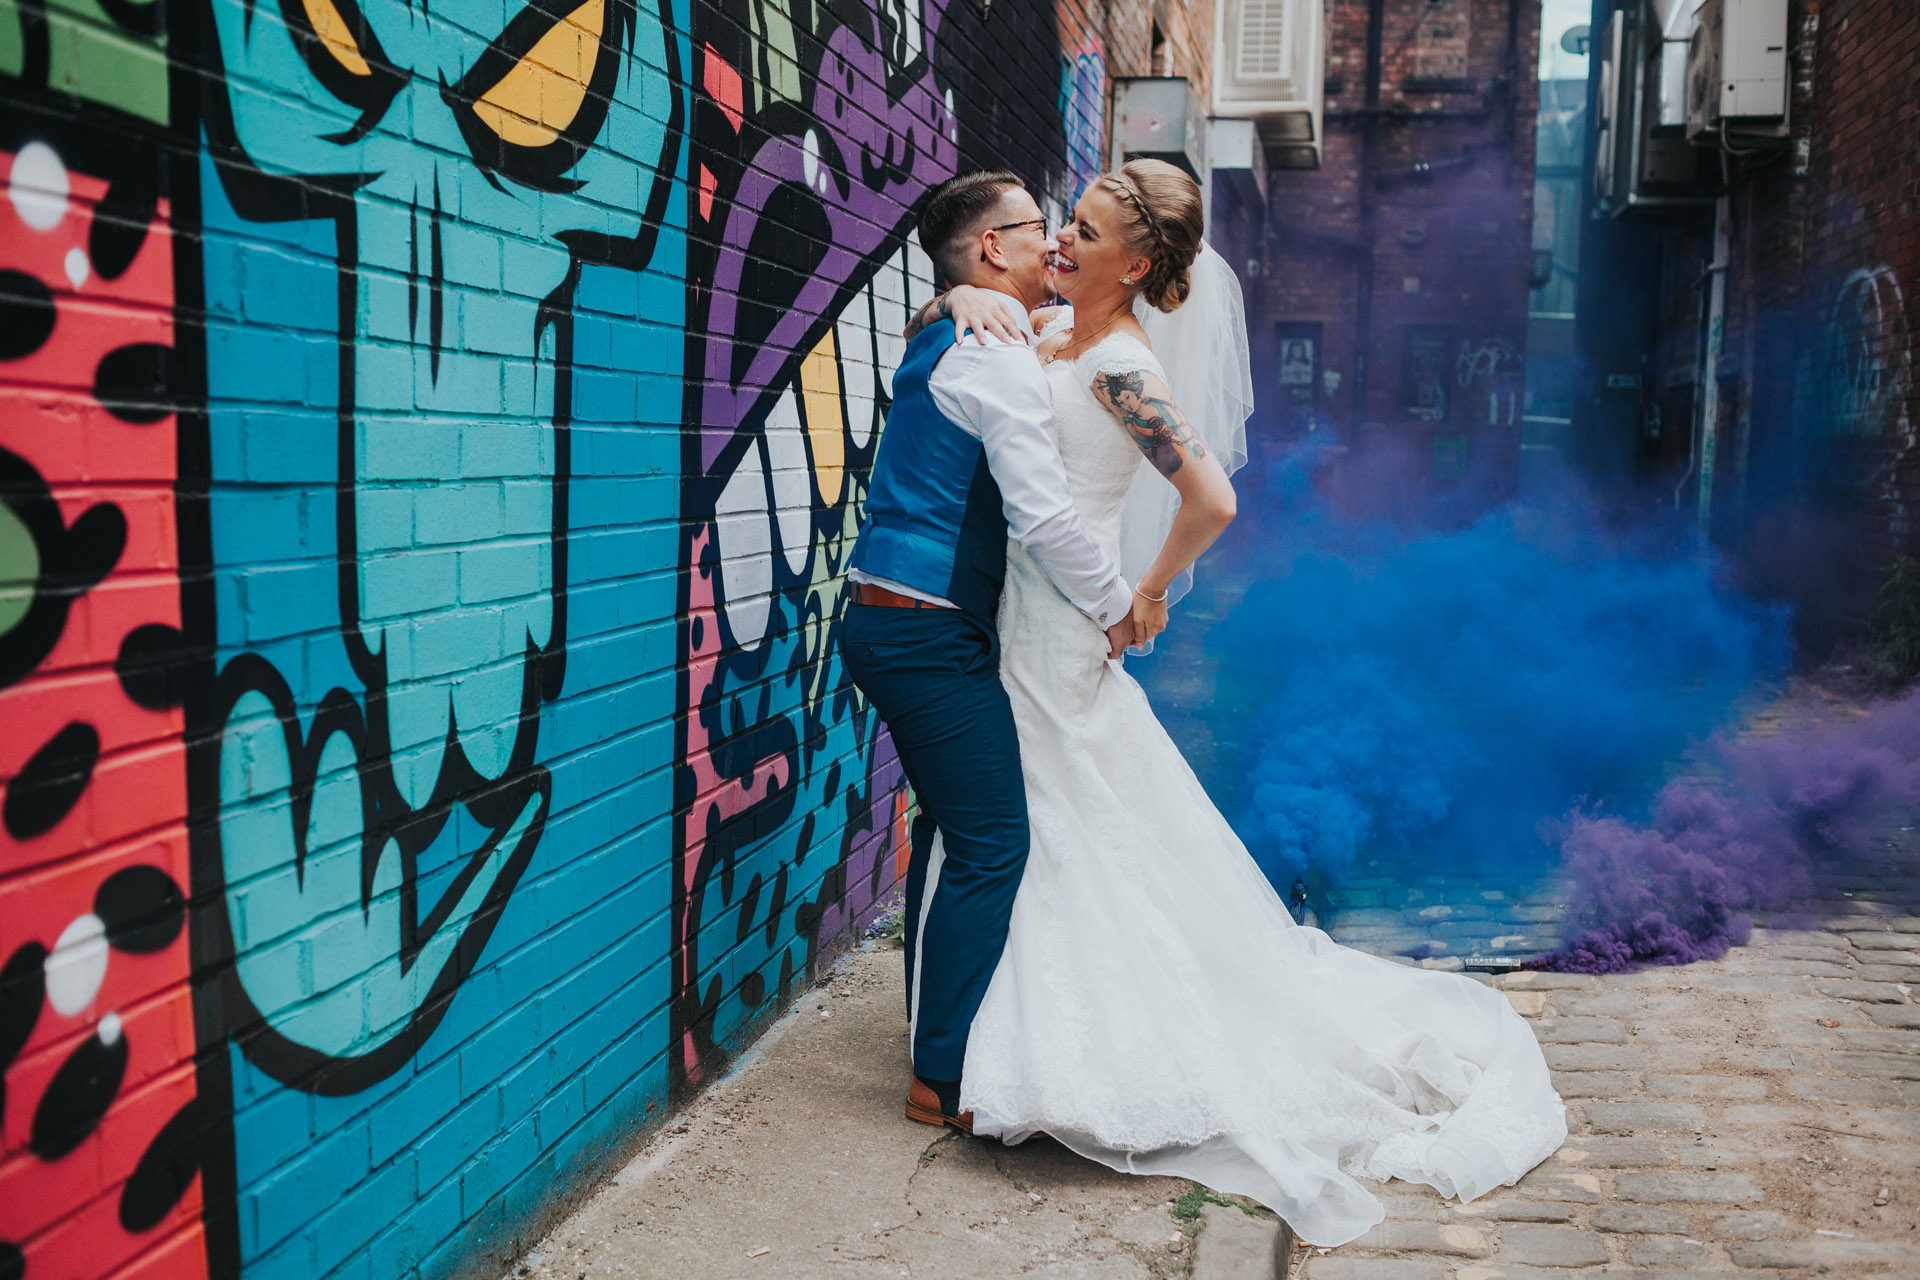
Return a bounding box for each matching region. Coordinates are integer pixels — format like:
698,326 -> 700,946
930,295 -> 1134,629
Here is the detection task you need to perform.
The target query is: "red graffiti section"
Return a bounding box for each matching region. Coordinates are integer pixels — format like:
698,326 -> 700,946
676,521 -> 797,1081
0,146 -> 204,1280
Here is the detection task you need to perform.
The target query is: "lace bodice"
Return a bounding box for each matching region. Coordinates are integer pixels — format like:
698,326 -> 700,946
1043,332 -> 1165,559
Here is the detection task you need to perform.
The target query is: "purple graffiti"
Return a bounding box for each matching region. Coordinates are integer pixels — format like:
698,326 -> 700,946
696,4 -> 957,470
808,724 -> 910,947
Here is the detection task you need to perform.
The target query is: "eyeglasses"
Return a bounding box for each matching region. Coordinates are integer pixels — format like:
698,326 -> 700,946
990,217 -> 1049,236
980,217 -> 1049,261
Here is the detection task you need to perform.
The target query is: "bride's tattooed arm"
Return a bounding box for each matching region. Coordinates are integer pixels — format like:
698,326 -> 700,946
1091,369 -> 1209,477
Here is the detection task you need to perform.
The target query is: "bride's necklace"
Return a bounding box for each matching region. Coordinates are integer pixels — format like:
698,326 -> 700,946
1047,303 -> 1131,366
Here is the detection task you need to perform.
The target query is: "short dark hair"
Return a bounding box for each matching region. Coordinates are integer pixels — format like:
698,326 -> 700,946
917,169 -> 1024,287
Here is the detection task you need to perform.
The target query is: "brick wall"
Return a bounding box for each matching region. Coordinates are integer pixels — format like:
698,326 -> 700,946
1252,0 -> 1539,498
1601,0 -> 1919,634
0,2 -> 1164,1277
1739,0 -> 1919,621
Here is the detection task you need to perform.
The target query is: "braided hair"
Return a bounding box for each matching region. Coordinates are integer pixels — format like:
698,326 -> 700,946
1095,159 -> 1204,312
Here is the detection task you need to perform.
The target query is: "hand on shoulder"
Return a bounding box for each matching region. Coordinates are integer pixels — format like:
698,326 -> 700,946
940,285 -> 1028,346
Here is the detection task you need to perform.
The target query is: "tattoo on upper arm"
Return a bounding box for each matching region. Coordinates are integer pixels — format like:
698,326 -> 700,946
1092,370 -> 1209,478
903,292 -> 951,340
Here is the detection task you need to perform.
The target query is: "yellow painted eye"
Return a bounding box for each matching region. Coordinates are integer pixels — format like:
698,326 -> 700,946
301,0 -> 372,76
472,0 -> 603,147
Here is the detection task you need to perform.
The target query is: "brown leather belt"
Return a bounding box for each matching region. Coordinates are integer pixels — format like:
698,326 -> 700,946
852,582 -> 954,610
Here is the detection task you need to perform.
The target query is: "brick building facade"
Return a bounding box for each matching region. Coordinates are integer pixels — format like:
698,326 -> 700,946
1249,0 -> 1543,500
0,3 -> 1196,1278
1573,0 -> 1918,643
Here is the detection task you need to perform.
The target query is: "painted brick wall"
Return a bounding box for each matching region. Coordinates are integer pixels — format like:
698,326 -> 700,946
0,1 -> 1159,1277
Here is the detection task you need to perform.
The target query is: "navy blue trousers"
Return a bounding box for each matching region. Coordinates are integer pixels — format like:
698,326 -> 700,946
841,601 -> 1029,1084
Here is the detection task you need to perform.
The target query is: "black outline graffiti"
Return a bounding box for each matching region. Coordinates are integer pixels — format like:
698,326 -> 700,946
0,448 -> 127,690
669,0 -> 952,1084
0,84 -> 224,1270
275,0 -> 410,144
444,0 -> 638,195
183,0 -> 684,1099
209,652 -> 553,1091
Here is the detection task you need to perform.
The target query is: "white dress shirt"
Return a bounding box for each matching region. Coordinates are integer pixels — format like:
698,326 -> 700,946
849,290 -> 1134,629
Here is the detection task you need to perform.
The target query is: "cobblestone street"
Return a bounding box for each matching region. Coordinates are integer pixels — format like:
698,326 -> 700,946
509,857 -> 1920,1280
1325,912 -> 1920,1279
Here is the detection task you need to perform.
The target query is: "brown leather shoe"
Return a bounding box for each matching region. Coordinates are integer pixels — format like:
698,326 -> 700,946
906,1077 -> 974,1135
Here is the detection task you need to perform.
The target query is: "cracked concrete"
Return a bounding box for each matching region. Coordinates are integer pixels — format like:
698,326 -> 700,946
502,943 -> 1200,1279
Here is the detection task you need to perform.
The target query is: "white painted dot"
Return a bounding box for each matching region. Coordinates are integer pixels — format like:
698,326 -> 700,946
45,913 -> 109,1015
64,246 -> 89,288
10,141 -> 70,232
98,1010 -> 123,1046
802,129 -> 820,189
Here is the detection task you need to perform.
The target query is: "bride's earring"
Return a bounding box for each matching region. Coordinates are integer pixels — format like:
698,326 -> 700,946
1120,275 -> 1133,284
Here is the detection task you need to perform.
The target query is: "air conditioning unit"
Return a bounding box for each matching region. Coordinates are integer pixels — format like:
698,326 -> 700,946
1591,11 -> 1624,206
1684,0 -> 1787,140
1593,2 -> 1718,218
1214,0 -> 1324,168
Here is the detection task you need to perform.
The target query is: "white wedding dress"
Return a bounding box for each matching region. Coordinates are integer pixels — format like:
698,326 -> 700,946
956,331 -> 1568,1247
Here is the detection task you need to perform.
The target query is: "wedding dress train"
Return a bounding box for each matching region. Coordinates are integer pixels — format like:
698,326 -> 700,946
954,332 -> 1567,1247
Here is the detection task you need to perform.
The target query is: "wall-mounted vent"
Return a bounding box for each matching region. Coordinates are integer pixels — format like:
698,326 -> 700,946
1235,0 -> 1290,80
1215,0 -> 1324,167
1216,0 -> 1321,116
1112,77 -> 1208,180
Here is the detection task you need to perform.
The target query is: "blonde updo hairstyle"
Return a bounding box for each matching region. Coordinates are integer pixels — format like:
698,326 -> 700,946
1095,158 -> 1204,312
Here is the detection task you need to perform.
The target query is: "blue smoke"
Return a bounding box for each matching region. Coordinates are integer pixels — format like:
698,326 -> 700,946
1137,444 -> 1793,894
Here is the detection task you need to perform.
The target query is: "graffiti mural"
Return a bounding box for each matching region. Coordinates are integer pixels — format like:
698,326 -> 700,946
0,0 -> 168,122
0,133 -> 208,1279
1823,264 -> 1915,545
1,0 -> 1096,1272
1059,39 -> 1105,207
198,0 -> 681,1089
1824,265 -> 1911,441
670,0 -> 956,1081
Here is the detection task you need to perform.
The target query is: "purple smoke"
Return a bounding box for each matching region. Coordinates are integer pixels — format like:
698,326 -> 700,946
1538,688 -> 1920,972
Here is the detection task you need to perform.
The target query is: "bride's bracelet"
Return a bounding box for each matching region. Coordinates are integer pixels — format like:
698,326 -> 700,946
1134,584 -> 1169,603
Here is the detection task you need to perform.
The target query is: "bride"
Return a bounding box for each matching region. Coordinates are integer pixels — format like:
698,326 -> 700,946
911,159 -> 1566,1247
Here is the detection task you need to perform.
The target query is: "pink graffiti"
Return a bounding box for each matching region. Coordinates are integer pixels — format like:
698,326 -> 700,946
677,524 -> 794,1081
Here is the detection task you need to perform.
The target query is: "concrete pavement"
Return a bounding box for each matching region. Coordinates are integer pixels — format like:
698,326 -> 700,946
505,880 -> 1920,1280
501,938 -> 1205,1279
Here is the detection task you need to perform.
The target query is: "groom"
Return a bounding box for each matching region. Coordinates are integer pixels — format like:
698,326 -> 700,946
843,170 -> 1136,1133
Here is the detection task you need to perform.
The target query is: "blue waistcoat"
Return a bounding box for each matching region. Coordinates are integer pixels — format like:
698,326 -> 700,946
847,323 -> 1008,626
